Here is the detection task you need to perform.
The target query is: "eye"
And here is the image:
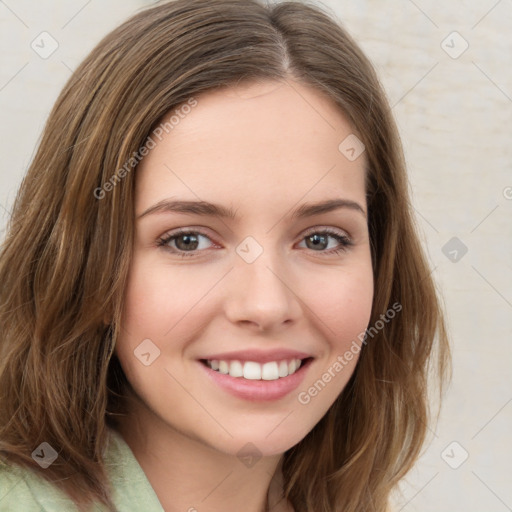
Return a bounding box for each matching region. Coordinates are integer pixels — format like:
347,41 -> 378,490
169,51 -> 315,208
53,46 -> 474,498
157,229 -> 215,257
157,227 -> 353,258
297,228 -> 353,255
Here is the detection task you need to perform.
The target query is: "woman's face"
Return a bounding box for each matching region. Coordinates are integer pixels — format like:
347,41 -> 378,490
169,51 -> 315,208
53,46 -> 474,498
115,79 -> 374,457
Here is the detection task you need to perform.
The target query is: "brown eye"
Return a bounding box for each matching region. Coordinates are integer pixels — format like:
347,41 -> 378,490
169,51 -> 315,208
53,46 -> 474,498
158,230 -> 214,257
174,233 -> 200,251
305,233 -> 329,250
299,229 -> 353,255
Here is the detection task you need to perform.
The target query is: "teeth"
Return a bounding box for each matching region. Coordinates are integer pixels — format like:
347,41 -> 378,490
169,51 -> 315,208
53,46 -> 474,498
205,358 -> 304,380
278,360 -> 289,378
243,361 -> 261,380
229,360 -> 243,378
261,362 -> 279,380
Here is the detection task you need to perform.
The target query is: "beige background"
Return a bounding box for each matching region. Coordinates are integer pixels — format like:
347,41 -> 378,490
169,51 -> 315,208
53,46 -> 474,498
1,1 -> 511,510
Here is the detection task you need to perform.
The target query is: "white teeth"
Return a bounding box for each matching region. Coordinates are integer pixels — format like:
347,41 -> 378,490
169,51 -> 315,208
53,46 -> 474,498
243,361 -> 261,380
278,360 -> 289,377
288,358 -> 301,374
261,362 -> 279,381
218,360 -> 229,374
229,360 -> 244,378
205,358 -> 305,380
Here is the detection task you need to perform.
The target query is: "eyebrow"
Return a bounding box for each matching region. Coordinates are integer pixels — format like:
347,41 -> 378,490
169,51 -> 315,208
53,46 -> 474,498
137,197 -> 366,220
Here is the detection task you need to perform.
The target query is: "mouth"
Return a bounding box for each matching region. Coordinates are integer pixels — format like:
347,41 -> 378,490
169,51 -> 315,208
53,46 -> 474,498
197,357 -> 314,401
199,357 -> 314,380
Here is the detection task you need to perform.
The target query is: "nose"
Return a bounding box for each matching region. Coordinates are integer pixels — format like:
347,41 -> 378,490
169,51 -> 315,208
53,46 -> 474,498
223,247 -> 302,332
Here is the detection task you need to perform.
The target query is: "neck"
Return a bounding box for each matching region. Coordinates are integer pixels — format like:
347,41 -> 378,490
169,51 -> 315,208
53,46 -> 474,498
115,392 -> 292,512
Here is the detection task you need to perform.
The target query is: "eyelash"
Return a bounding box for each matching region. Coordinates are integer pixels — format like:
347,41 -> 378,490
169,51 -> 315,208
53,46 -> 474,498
157,227 -> 353,258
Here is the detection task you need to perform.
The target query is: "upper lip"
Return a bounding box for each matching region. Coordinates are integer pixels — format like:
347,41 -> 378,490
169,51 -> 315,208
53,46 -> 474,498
199,349 -> 313,364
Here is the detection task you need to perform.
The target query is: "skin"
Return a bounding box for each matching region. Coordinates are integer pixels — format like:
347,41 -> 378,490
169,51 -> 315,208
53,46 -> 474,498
114,78 -> 374,512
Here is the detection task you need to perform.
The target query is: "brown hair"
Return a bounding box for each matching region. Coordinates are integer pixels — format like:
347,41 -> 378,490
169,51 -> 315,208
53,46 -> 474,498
0,0 -> 451,510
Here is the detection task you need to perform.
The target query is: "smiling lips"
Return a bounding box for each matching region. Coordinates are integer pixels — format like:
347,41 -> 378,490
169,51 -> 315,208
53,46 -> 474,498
198,349 -> 313,400
204,358 -> 304,380
199,348 -> 312,381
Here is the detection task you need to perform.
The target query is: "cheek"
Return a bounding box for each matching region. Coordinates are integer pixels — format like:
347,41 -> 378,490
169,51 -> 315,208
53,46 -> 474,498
118,256 -> 211,340
305,265 -> 374,348
114,256 -> 219,387
114,259 -> 172,370
295,264 -> 373,409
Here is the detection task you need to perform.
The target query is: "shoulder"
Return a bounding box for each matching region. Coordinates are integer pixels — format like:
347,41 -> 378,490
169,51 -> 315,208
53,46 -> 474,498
0,461 -> 72,511
104,428 -> 164,510
0,458 -> 103,512
0,428 -> 163,512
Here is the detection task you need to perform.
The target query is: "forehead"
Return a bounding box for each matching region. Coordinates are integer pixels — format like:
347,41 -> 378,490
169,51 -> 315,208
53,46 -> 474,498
135,79 -> 367,212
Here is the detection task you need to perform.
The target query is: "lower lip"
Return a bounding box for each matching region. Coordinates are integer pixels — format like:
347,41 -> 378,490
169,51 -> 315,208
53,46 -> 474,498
198,359 -> 313,402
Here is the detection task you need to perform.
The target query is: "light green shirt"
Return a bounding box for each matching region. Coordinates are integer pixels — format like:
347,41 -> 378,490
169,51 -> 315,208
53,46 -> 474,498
0,428 -> 164,511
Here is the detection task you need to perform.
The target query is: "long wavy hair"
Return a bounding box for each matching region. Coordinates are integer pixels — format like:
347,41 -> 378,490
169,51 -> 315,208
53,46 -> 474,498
0,0 -> 451,510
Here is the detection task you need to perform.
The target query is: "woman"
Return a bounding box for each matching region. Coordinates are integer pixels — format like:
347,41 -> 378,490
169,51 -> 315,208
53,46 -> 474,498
0,0 -> 451,511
